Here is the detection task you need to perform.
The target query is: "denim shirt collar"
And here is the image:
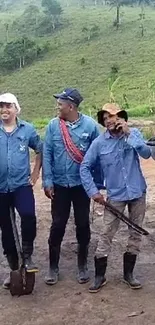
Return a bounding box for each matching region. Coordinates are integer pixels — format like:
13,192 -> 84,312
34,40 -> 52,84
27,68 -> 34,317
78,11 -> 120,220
0,118 -> 25,130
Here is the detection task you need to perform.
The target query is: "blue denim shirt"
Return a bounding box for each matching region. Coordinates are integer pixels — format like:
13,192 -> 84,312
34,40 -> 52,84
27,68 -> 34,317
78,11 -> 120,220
43,114 -> 100,188
80,128 -> 151,201
0,119 -> 42,193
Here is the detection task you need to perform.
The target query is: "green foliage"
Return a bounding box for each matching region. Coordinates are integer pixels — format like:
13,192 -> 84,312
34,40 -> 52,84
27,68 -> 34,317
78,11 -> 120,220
127,105 -> 155,117
42,0 -> 62,30
12,5 -> 41,36
0,37 -> 49,71
0,6 -> 155,121
82,24 -> 100,40
42,0 -> 62,15
107,65 -> 120,102
142,127 -> 155,139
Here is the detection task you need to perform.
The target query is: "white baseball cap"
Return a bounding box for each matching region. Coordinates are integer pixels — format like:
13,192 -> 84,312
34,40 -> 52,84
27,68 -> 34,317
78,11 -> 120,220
0,93 -> 21,113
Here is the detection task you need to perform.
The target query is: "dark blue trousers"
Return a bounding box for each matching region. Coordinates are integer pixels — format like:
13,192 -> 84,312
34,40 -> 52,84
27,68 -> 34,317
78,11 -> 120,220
49,184 -> 90,248
0,186 -> 36,257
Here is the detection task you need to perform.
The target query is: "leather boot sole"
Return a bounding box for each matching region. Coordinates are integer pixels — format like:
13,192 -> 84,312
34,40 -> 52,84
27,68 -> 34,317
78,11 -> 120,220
89,279 -> 107,293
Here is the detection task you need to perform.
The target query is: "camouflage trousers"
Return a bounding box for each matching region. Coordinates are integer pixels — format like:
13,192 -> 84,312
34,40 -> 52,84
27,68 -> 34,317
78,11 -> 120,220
96,194 -> 146,258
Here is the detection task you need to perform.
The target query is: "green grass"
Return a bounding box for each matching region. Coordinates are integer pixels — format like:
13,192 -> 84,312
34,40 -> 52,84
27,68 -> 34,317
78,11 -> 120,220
1,5 -> 155,121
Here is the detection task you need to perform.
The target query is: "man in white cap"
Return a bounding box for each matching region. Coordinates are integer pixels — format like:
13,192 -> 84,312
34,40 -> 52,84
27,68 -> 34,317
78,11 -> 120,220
80,103 -> 151,293
0,93 -> 42,289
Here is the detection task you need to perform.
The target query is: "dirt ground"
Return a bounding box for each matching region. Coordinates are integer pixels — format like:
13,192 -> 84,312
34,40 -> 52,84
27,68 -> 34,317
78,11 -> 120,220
1,158 -> 155,325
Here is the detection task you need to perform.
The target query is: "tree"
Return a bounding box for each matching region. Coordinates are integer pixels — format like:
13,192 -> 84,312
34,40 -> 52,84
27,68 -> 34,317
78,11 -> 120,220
109,0 -> 127,29
108,65 -> 120,102
0,37 -> 38,71
0,36 -> 50,72
42,0 -> 62,30
12,5 -> 40,37
109,0 -> 151,29
0,0 -> 20,11
0,0 -> 6,10
138,0 -> 150,36
4,23 -> 9,43
23,5 -> 40,27
82,25 -> 100,41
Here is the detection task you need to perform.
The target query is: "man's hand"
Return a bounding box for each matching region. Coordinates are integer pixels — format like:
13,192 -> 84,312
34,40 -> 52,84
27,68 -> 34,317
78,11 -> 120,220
44,187 -> 54,200
29,170 -> 40,186
116,119 -> 130,136
92,193 -> 105,205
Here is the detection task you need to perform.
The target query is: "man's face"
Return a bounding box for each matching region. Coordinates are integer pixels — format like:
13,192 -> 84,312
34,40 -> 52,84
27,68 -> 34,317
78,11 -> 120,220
0,103 -> 17,122
104,112 -> 125,133
56,98 -> 72,119
103,112 -> 119,131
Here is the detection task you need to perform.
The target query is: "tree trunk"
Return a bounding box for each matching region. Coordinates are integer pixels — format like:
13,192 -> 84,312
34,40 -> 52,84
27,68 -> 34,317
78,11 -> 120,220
19,57 -> 22,69
116,5 -> 120,29
6,29 -> 9,43
140,5 -> 144,37
88,32 -> 91,41
52,16 -> 55,30
22,56 -> 25,67
5,23 -> 9,43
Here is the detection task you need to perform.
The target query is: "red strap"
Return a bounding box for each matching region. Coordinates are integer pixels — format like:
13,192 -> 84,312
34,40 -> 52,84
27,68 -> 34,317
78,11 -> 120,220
59,119 -> 84,164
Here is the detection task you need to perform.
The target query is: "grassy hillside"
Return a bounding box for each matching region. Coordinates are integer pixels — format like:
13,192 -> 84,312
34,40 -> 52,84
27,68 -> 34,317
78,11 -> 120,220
1,5 -> 155,125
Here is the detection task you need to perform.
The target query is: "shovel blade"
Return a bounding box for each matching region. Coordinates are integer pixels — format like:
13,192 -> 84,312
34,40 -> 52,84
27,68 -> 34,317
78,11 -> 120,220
10,268 -> 35,296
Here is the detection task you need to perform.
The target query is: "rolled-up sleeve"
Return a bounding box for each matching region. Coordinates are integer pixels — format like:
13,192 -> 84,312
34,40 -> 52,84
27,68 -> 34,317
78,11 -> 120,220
80,139 -> 100,198
42,123 -> 54,188
29,126 -> 42,153
127,128 -> 151,159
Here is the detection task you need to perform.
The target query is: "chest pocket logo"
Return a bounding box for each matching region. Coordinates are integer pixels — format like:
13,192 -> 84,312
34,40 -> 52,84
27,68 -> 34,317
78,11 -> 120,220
80,132 -> 89,151
17,135 -> 28,152
19,144 -> 26,152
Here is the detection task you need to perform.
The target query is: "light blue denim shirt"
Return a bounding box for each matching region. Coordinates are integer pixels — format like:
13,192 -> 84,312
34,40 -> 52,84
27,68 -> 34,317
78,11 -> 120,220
0,119 -> 42,193
42,114 -> 100,188
80,128 -> 151,201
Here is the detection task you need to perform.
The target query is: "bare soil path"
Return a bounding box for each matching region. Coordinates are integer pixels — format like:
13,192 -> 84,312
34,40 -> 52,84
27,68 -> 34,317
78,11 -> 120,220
0,158 -> 155,325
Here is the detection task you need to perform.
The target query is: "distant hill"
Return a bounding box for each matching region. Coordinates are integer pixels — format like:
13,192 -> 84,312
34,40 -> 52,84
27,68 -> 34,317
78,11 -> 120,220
0,4 -> 155,122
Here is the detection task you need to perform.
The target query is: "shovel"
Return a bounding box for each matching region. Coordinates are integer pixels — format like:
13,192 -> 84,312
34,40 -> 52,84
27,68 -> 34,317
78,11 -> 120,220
9,207 -> 35,296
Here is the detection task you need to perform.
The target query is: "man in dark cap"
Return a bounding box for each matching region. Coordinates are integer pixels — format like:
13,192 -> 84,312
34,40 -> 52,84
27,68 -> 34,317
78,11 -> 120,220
80,103 -> 151,293
43,88 -> 101,285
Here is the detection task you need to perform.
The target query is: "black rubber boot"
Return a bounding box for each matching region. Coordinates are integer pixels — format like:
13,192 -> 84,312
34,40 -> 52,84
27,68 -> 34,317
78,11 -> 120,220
45,246 -> 60,285
123,252 -> 142,289
22,242 -> 38,273
3,254 -> 19,289
89,256 -> 107,293
77,245 -> 89,284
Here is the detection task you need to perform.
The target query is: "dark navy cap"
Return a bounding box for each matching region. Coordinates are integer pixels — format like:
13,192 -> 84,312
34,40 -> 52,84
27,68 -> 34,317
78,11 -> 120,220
53,88 -> 83,106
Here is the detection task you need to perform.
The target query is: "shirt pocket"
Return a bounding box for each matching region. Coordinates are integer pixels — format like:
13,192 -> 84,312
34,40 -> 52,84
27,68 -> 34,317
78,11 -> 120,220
16,135 -> 29,153
78,133 -> 90,152
53,135 -> 64,148
100,148 -> 118,167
